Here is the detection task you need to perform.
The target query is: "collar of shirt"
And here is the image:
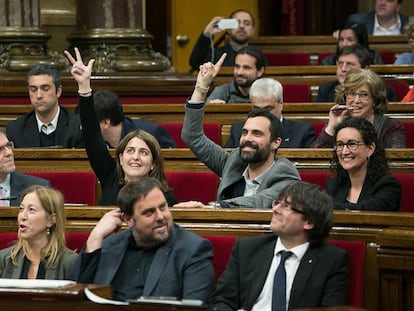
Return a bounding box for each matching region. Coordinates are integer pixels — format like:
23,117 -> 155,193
242,161 -> 275,196
36,106 -> 60,134
274,238 -> 309,261
373,14 -> 401,35
0,174 -> 11,198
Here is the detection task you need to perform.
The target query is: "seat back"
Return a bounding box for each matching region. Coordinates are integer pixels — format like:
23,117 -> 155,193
265,52 -> 310,66
392,173 -> 414,212
160,123 -> 221,148
386,81 -> 409,102
202,235 -> 237,282
299,171 -> 330,189
25,172 -> 97,206
309,121 -> 326,136
166,172 -> 219,203
329,240 -> 365,308
402,121 -> 414,148
283,84 -> 312,102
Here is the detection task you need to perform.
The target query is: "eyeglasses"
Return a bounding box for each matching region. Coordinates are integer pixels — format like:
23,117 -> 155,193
344,91 -> 371,101
272,200 -> 304,214
0,141 -> 14,153
334,140 -> 364,151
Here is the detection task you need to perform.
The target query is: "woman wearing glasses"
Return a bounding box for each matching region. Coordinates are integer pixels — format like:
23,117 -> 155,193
326,117 -> 401,211
313,68 -> 406,148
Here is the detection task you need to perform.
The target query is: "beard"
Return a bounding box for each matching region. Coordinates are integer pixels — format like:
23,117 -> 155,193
239,141 -> 271,163
235,76 -> 255,88
228,32 -> 249,45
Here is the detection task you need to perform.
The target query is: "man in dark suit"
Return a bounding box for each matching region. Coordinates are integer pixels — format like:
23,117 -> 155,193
225,78 -> 316,148
212,181 -> 349,310
90,89 -> 176,148
0,130 -> 49,207
317,44 -> 396,103
71,177 -> 215,303
346,0 -> 408,35
6,64 -> 84,148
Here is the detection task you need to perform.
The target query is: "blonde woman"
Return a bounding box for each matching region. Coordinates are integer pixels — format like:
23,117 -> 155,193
0,186 -> 76,279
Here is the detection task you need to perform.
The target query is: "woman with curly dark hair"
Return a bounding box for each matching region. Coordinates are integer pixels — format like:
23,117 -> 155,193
326,117 -> 401,211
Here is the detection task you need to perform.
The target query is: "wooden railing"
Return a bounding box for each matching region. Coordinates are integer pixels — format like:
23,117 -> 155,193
0,207 -> 413,310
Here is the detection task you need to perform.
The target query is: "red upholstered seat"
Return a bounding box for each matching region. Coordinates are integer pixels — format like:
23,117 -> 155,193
309,121 -> 326,136
299,171 -> 330,189
166,172 -> 219,203
264,52 -> 310,66
329,240 -> 365,307
25,172 -> 97,206
203,235 -> 236,282
0,232 -> 18,249
392,173 -> 414,212
386,81 -> 409,102
379,51 -> 396,64
402,121 -> 414,148
283,84 -> 312,102
159,123 -> 221,148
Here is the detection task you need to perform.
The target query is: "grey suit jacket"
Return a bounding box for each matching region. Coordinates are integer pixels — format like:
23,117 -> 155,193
182,104 -> 301,208
0,246 -> 77,279
9,172 -> 50,206
212,235 -> 349,311
6,106 -> 84,148
71,225 -> 215,302
347,11 -> 408,35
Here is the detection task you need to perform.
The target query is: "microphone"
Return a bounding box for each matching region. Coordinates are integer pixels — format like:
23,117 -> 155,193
0,196 -> 17,201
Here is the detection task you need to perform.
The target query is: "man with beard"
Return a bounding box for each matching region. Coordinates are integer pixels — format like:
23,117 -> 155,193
206,45 -> 266,104
176,54 -> 300,209
71,177 -> 215,302
6,64 -> 84,148
0,129 -> 49,207
189,9 -> 256,71
212,181 -> 349,310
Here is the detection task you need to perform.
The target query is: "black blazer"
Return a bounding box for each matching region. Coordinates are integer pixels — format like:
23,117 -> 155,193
9,172 -> 50,206
6,106 -> 84,148
224,118 -> 316,148
326,174 -> 401,211
212,235 -> 349,311
347,11 -> 409,35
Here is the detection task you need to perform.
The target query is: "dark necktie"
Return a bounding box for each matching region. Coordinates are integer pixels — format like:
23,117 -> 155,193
272,250 -> 293,311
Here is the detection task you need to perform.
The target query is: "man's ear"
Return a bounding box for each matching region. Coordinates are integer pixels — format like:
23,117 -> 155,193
101,118 -> 111,129
271,137 -> 282,150
123,213 -> 133,228
304,221 -> 314,231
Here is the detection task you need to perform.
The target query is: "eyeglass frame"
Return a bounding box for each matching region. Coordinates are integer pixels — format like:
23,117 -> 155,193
0,141 -> 14,153
333,140 -> 365,151
344,90 -> 371,101
272,200 -> 304,215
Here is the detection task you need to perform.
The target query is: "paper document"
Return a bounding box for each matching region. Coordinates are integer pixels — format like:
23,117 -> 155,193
84,287 -> 129,305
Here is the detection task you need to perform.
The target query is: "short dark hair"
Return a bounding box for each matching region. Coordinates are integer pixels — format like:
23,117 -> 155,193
244,108 -> 282,142
93,89 -> 124,125
330,117 -> 389,183
278,181 -> 334,245
235,46 -> 266,71
117,177 -> 165,217
229,9 -> 255,26
27,64 -> 61,91
337,44 -> 372,68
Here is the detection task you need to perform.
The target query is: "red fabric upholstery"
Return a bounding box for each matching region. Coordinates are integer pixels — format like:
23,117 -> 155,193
203,235 -> 236,282
166,172 -> 219,203
25,172 -> 97,206
0,232 -> 88,253
402,121 -> 414,148
392,173 -> 414,212
283,84 -> 312,102
386,81 -> 409,102
299,171 -> 329,189
329,240 -> 365,307
264,52 -> 310,66
379,51 -> 396,64
160,123 -> 221,148
317,52 -> 334,65
309,121 -> 326,136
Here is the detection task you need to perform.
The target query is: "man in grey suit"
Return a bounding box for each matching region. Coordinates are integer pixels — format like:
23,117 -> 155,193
225,78 -> 316,148
212,181 -> 349,310
179,54 -> 300,209
0,130 -> 49,206
71,177 -> 215,303
346,0 -> 408,35
6,64 -> 84,148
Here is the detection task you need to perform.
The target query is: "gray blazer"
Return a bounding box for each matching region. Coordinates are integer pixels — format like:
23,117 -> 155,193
71,225 -> 215,302
182,104 -> 301,208
0,246 -> 77,279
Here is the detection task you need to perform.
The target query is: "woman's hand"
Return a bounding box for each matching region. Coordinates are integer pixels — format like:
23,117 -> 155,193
63,47 -> 95,92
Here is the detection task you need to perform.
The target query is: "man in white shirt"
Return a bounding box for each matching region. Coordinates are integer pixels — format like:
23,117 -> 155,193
212,181 -> 349,311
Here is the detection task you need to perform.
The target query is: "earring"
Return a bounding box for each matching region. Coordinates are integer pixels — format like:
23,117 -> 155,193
46,227 -> 50,236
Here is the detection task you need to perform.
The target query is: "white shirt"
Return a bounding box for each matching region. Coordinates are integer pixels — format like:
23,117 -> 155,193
0,174 -> 11,207
251,239 -> 309,311
373,15 -> 402,35
36,106 -> 60,134
242,161 -> 275,197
